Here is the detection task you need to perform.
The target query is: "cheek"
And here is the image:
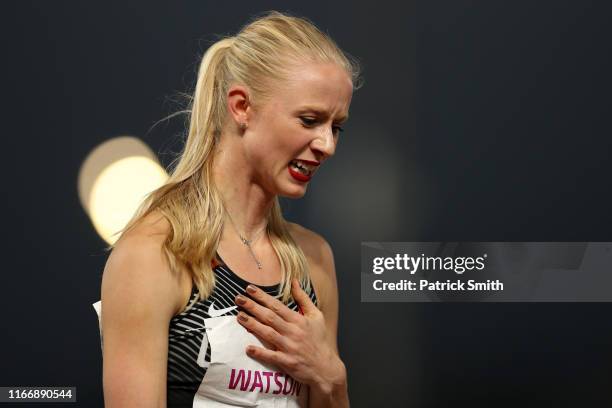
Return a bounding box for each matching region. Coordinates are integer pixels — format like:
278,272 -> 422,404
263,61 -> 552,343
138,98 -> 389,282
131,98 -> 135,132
245,134 -> 288,171
271,125 -> 309,153
248,120 -> 311,166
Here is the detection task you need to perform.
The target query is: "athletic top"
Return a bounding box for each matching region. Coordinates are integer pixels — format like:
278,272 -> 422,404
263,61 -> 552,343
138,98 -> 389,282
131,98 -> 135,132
166,254 -> 318,407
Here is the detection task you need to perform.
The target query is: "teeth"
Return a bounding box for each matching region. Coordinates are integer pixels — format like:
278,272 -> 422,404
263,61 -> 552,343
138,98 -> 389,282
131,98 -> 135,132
290,160 -> 312,176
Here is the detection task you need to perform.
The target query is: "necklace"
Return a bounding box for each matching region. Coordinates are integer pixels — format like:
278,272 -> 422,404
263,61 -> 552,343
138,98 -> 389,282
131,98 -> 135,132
224,211 -> 267,270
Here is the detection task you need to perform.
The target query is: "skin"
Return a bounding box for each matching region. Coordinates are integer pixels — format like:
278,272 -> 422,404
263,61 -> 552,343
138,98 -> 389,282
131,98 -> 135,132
215,61 -> 353,407
213,61 -> 353,237
100,61 -> 353,408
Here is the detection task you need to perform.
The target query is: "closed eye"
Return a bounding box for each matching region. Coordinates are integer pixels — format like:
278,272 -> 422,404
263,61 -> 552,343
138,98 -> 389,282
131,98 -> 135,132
300,117 -> 344,135
300,117 -> 318,127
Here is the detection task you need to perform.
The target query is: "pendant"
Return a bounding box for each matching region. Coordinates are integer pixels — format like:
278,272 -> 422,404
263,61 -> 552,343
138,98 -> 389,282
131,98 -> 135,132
240,234 -> 263,269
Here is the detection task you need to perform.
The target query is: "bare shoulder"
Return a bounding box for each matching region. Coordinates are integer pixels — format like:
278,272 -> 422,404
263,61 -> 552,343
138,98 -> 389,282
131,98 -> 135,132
102,210 -> 185,318
287,221 -> 334,266
122,209 -> 173,240
100,209 -> 180,406
287,222 -> 341,353
287,222 -> 337,309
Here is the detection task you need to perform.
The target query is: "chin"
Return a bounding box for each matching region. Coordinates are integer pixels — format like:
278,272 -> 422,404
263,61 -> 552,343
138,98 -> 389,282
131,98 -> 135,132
278,184 -> 308,199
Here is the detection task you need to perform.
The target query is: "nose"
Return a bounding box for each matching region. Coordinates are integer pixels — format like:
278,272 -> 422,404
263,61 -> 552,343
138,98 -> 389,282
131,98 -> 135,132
310,126 -> 337,161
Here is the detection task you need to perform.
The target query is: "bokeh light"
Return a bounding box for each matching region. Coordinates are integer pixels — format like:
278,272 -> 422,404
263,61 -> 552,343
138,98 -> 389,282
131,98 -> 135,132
78,136 -> 168,244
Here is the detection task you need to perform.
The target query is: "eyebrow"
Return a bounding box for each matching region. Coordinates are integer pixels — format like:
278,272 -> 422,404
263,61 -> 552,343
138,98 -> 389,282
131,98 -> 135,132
298,106 -> 349,123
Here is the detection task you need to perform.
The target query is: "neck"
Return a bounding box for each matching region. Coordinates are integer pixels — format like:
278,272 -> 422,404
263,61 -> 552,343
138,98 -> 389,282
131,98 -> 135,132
211,134 -> 275,237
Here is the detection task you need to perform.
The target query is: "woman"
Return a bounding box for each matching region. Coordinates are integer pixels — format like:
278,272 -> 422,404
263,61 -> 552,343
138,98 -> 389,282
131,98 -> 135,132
98,10 -> 361,408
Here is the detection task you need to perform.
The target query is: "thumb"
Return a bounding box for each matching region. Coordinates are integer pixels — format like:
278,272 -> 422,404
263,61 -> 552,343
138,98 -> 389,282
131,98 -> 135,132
291,277 -> 316,315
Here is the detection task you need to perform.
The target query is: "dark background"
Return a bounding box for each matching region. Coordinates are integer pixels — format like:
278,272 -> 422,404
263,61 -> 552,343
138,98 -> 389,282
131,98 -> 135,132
1,1 -> 611,407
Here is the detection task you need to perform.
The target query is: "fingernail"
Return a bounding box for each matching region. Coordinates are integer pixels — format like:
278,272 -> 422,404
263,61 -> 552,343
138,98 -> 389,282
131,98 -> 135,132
246,285 -> 257,294
235,295 -> 246,305
238,312 -> 248,322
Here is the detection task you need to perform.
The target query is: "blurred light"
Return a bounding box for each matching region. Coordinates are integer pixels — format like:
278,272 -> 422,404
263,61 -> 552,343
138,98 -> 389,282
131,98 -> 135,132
78,136 -> 168,244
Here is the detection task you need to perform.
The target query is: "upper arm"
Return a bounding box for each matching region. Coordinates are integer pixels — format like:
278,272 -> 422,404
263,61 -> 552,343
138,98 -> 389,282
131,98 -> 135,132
317,238 -> 340,356
289,223 -> 341,356
101,234 -> 180,408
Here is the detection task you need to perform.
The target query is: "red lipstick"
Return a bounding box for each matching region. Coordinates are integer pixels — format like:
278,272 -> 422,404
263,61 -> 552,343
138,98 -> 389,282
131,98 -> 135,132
288,165 -> 311,182
296,159 -> 320,167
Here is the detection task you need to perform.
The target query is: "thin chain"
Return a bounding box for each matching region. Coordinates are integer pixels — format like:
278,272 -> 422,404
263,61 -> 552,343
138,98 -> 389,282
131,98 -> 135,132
224,210 -> 267,270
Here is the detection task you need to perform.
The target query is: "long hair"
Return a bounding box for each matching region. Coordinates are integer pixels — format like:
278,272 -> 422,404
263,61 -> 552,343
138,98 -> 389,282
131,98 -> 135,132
107,10 -> 362,304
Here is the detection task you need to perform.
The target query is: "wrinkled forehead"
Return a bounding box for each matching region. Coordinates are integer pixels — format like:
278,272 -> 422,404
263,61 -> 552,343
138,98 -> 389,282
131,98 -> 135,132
269,62 -> 353,113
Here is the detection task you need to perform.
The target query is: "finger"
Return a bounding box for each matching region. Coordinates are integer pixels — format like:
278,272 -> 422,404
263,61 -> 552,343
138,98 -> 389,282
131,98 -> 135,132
237,311 -> 288,351
243,284 -> 301,324
245,344 -> 295,372
290,278 -> 317,316
235,292 -> 293,334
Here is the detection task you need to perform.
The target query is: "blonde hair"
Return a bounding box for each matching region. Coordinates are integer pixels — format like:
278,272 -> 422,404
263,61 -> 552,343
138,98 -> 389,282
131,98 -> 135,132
107,10 -> 362,304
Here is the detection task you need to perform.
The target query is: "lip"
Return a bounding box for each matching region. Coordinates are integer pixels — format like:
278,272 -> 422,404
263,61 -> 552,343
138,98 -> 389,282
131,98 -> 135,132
294,159 -> 320,167
287,158 -> 320,183
288,165 -> 311,182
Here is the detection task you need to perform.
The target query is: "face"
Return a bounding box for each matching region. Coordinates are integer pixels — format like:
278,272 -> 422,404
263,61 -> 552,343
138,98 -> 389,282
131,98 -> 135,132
242,62 -> 354,198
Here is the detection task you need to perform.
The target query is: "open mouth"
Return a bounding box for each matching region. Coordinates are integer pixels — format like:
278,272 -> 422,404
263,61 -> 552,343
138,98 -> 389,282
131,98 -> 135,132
287,159 -> 319,182
288,160 -> 314,176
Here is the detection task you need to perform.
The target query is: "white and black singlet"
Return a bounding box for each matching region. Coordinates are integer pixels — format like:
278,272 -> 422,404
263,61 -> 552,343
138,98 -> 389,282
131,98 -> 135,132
166,254 -> 318,407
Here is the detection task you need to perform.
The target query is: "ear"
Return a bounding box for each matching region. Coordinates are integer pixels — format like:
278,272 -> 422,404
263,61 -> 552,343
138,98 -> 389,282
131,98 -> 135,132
226,85 -> 252,127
